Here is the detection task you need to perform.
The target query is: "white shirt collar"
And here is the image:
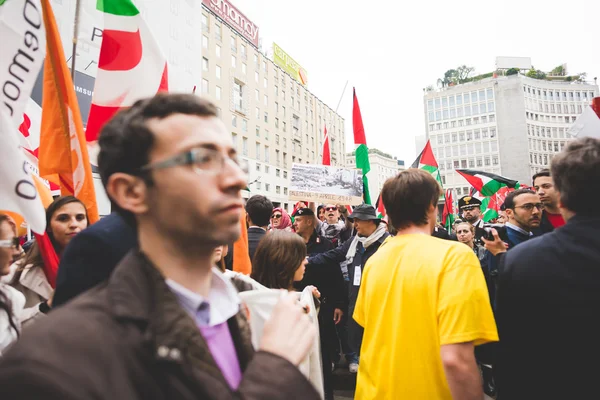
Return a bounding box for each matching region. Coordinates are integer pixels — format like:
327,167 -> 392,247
166,267 -> 240,326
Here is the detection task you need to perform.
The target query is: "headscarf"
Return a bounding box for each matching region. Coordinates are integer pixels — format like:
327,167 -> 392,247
271,207 -> 292,231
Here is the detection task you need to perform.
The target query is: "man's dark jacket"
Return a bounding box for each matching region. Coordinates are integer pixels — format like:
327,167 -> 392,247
308,232 -> 389,353
53,213 -> 136,307
495,216 -> 600,400
247,227 -> 266,262
0,250 -> 319,400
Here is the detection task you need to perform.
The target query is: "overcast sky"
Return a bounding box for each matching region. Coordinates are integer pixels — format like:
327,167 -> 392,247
239,0 -> 600,164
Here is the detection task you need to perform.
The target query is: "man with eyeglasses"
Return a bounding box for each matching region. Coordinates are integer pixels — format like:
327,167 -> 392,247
0,94 -> 320,400
320,204 -> 353,247
487,137 -> 600,399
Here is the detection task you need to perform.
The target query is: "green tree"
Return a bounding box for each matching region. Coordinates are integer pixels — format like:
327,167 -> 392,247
456,65 -> 474,83
506,68 -> 519,76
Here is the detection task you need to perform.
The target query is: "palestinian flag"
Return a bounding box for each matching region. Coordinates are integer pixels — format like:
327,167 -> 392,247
469,186 -> 516,222
375,194 -> 386,219
412,140 -> 443,187
352,88 -> 371,205
456,169 -> 519,197
442,189 -> 455,231
86,0 -> 169,143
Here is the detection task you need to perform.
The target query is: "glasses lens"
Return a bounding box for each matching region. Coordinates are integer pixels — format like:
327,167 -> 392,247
272,214 -> 282,219
326,207 -> 336,211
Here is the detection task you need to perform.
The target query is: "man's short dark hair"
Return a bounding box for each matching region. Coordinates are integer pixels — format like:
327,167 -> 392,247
97,94 -> 218,223
532,169 -> 551,186
502,189 -> 537,210
551,137 -> 600,216
245,195 -> 273,227
381,169 -> 442,231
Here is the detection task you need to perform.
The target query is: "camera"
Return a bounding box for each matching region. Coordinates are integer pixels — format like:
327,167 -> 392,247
483,223 -> 507,242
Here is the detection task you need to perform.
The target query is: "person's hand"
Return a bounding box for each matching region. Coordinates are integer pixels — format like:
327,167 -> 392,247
310,286 -> 321,299
46,291 -> 55,308
482,229 -> 508,256
337,205 -> 348,214
334,308 -> 344,325
259,292 -> 317,366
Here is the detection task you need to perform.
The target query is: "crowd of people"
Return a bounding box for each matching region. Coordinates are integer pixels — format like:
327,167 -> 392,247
0,93 -> 598,400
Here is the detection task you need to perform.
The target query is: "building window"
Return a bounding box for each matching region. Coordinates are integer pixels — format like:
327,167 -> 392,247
202,35 -> 208,48
283,122 -> 286,132
202,57 -> 209,72
276,169 -> 280,177
230,36 -> 236,52
216,65 -> 221,80
233,81 -> 243,113
275,118 -> 279,128
283,171 -> 288,179
454,160 -> 459,169
264,112 -> 268,123
255,126 -> 260,137
477,158 -> 483,167
242,137 -> 248,156
241,44 -> 246,59
255,142 -> 261,160
242,63 -> 247,75
264,145 -> 269,163
214,22 -> 221,41
232,133 -> 238,147
216,86 -> 221,100
485,157 -> 490,166
256,163 -> 261,172
202,78 -> 209,94
264,78 -> 268,88
216,44 -> 221,58
264,95 -> 268,106
241,119 -> 247,132
292,115 -> 300,135
231,115 -> 237,127
231,55 -> 236,68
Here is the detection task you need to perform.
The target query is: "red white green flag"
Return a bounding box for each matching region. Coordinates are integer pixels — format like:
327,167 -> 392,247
442,189 -> 455,230
353,88 -> 371,205
412,140 -> 443,187
456,169 -> 519,197
86,0 -> 169,143
375,194 -> 386,219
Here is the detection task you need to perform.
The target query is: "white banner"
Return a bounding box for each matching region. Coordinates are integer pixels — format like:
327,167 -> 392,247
0,0 -> 46,126
0,110 -> 46,233
0,0 -> 47,233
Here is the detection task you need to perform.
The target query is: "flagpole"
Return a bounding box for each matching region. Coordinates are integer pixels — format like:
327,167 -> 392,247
70,0 -> 82,81
335,80 -> 349,113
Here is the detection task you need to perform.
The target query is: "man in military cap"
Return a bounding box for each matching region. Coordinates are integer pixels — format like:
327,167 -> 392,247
458,195 -> 486,244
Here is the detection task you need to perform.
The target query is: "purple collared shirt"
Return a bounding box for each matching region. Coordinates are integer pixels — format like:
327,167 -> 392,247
166,269 -> 242,389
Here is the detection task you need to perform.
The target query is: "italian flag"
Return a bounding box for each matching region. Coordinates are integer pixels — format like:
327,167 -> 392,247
412,140 -> 443,187
456,169 -> 519,197
86,0 -> 169,143
353,88 -> 371,205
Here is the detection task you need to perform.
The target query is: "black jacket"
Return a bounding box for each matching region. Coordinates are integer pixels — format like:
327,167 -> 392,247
247,227 -> 266,262
0,250 -> 319,400
495,215 -> 600,400
53,213 -> 136,307
295,231 -> 346,311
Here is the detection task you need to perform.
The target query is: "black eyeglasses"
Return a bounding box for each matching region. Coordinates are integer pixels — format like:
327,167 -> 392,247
325,207 -> 337,212
514,203 -> 544,211
0,237 -> 19,249
272,214 -> 282,219
140,147 -> 249,175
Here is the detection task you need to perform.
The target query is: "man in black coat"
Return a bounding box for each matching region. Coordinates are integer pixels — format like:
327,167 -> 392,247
53,212 -> 136,307
487,137 -> 600,400
244,195 -> 272,262
308,204 -> 389,374
293,207 -> 346,400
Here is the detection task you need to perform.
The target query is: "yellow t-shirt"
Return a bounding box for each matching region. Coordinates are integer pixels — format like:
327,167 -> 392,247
353,234 -> 498,400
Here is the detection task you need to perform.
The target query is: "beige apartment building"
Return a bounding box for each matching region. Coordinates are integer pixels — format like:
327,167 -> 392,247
200,2 -> 345,210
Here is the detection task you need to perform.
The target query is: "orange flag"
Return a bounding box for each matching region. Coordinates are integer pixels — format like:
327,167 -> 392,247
233,208 -> 252,275
38,0 -> 99,224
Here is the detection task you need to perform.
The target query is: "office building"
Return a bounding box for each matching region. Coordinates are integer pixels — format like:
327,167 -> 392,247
424,66 -> 598,197
200,0 -> 346,210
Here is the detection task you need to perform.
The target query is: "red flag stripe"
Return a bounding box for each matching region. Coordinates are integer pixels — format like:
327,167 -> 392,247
322,125 -> 331,165
98,29 -> 143,71
352,88 -> 367,145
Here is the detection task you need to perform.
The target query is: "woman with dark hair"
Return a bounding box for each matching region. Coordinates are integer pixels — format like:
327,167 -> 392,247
0,214 -> 25,354
251,230 -> 308,290
7,196 -> 89,325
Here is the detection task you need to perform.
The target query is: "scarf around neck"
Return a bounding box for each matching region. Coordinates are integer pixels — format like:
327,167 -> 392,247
345,222 -> 387,263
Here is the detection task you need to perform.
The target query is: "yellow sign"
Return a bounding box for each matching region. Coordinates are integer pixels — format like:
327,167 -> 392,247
272,43 -> 308,86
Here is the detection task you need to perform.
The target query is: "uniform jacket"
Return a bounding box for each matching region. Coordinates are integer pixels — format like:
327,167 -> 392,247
53,213 -> 136,307
0,250 -> 320,400
495,215 -> 600,400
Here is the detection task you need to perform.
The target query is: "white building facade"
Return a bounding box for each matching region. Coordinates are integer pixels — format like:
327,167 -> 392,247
346,149 -> 405,202
424,73 -> 598,197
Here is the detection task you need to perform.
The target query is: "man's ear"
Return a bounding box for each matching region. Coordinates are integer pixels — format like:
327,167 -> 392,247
105,173 -> 150,216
